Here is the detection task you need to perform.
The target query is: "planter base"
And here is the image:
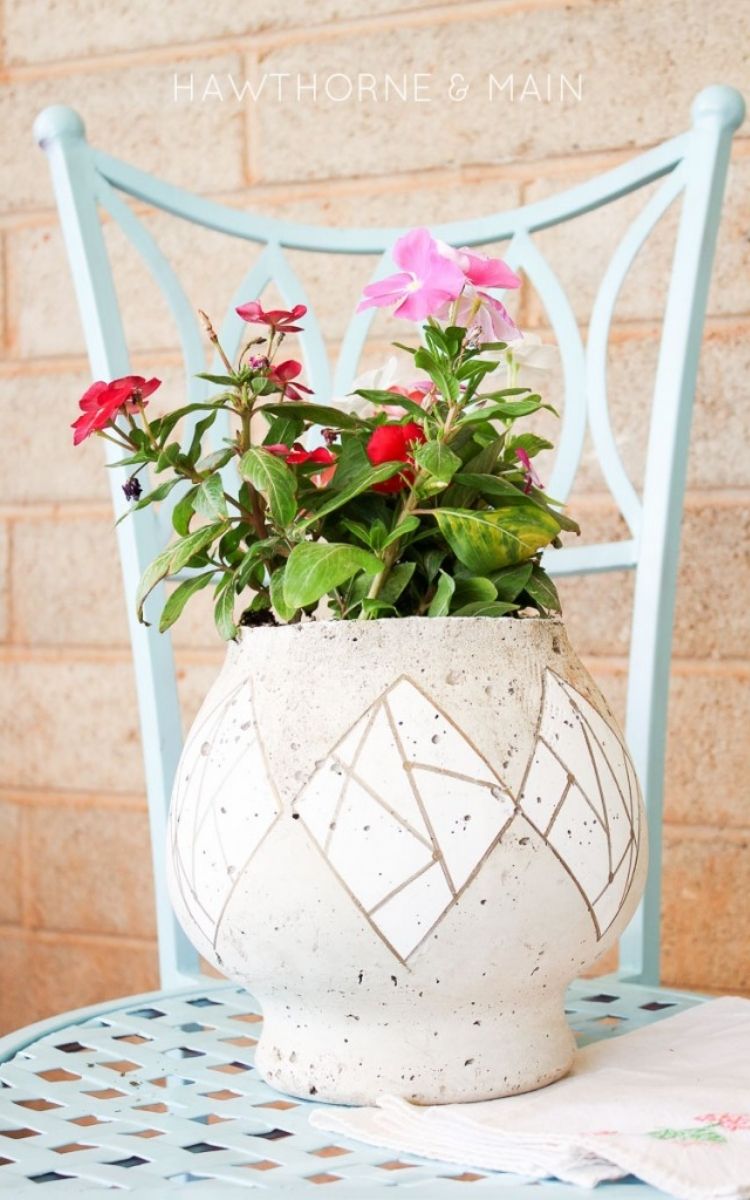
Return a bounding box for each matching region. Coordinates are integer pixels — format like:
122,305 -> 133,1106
253,999 -> 576,1105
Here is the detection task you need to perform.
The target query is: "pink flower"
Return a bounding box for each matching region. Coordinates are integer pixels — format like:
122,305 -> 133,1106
437,241 -> 521,290
267,360 -> 313,400
357,228 -> 465,321
448,286 -> 520,344
72,375 -> 161,446
516,447 -> 543,494
696,1114 -> 750,1132
235,301 -> 307,333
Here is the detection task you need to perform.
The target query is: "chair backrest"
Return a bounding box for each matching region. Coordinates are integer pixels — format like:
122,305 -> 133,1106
35,85 -> 744,991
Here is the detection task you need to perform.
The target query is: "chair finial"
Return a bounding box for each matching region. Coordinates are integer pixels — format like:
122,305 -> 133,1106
34,105 -> 86,149
691,85 -> 745,132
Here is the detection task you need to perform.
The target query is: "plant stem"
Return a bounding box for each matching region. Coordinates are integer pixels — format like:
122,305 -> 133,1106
198,309 -> 235,376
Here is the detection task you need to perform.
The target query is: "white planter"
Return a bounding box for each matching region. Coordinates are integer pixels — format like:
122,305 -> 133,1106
167,617 -> 647,1105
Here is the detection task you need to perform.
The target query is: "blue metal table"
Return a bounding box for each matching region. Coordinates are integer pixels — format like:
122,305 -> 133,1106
0,977 -> 700,1194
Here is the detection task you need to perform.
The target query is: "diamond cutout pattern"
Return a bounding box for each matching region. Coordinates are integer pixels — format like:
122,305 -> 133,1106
294,676 -> 516,961
170,677 -> 281,954
518,670 -> 642,938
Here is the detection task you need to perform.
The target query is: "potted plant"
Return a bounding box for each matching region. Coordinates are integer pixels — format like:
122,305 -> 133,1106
73,228 -> 646,1105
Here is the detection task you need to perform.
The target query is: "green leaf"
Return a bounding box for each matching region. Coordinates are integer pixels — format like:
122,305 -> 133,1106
194,473 -> 228,521
453,472 -> 525,501
159,571 -> 215,632
429,506 -> 561,574
490,562 -> 533,600
427,570 -> 455,617
135,522 -> 224,622
442,437 -> 504,508
239,447 -> 297,528
195,371 -> 238,387
170,522 -> 227,574
155,442 -> 183,473
135,545 -> 175,625
235,538 -> 279,589
296,461 -> 405,528
414,347 -> 459,402
196,448 -> 234,473
453,600 -> 518,617
461,397 -> 542,423
413,441 -> 462,484
381,515 -> 420,548
451,576 -> 498,608
524,563 -> 562,613
187,411 -> 219,464
214,580 -> 237,641
284,542 -> 382,609
262,413 -> 304,448
353,388 -> 425,421
269,567 -> 297,623
377,561 -> 415,605
257,402 -> 363,431
509,433 -> 554,458
172,485 -> 198,537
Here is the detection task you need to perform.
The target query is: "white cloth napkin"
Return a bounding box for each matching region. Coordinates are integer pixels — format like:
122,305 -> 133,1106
310,997 -> 750,1199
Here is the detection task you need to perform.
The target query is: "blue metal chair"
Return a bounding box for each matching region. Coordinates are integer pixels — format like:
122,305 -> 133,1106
0,85 -> 742,1195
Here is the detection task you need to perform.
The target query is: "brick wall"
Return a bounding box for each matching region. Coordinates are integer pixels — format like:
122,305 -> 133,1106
0,0 -> 748,1031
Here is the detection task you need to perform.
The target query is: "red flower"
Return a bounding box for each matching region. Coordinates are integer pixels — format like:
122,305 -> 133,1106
264,443 -> 335,466
235,301 -> 307,333
286,445 -> 335,466
366,421 -> 426,493
72,375 -> 160,446
264,443 -> 336,487
267,359 -> 313,401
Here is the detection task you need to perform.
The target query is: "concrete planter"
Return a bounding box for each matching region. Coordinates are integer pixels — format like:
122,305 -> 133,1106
167,617 -> 647,1104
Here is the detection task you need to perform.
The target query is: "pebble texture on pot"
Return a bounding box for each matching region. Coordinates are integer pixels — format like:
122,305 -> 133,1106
167,617 -> 647,1105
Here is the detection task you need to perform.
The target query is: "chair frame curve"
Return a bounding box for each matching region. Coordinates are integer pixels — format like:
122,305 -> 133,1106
34,85 -> 745,990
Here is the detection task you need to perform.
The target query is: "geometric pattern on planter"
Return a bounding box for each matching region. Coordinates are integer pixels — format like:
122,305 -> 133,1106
518,669 -> 643,940
170,678 -> 281,954
293,676 -> 516,964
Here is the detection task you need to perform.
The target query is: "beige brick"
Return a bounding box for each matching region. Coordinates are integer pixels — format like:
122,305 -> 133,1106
0,798 -> 23,924
673,499 -> 750,659
558,498 -> 750,660
0,370 -> 110,504
665,671 -> 750,828
661,828 -> 750,993
27,804 -> 155,938
250,2 -> 748,184
0,930 -> 159,1034
0,521 -> 9,641
0,53 -> 246,216
0,657 -> 217,793
12,517 -> 131,647
488,321 -> 750,497
525,157 -> 750,328
4,0 -> 458,66
9,215 -> 262,360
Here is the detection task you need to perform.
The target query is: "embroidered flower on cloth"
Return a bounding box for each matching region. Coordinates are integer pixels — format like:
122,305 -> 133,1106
696,1113 -> 750,1132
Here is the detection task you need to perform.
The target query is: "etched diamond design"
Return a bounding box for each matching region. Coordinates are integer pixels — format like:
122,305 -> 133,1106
170,678 -> 281,953
518,670 -> 642,938
294,676 -> 515,962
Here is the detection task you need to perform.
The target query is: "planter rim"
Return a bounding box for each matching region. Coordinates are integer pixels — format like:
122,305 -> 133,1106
233,613 -> 566,647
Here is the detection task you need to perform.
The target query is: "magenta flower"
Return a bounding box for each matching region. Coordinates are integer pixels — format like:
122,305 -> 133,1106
357,228 -> 465,321
516,447 -> 543,494
438,241 -> 521,290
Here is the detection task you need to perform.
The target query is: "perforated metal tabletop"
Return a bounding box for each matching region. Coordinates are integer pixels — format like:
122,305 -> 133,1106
0,977 -> 700,1194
